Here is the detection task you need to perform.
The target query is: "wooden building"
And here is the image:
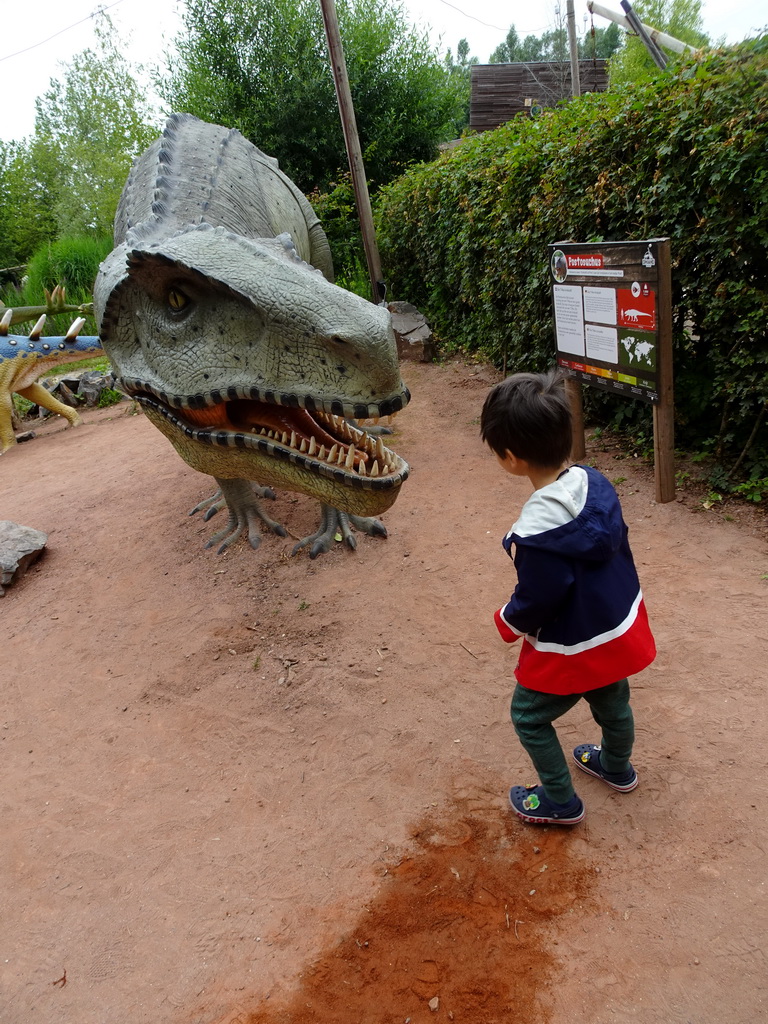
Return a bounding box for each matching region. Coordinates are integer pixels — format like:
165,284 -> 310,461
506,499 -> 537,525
470,60 -> 609,133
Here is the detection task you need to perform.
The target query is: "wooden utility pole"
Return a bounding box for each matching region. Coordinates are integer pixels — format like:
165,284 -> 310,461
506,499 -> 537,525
653,239 -> 675,501
565,1 -> 586,461
319,0 -> 386,304
566,0 -> 581,97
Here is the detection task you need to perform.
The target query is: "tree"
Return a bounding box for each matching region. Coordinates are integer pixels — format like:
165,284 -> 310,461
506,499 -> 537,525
0,141 -> 58,269
33,13 -> 161,238
490,21 -> 622,64
608,0 -> 709,84
489,26 -> 519,64
443,38 -> 479,135
582,22 -> 623,60
160,0 -> 467,191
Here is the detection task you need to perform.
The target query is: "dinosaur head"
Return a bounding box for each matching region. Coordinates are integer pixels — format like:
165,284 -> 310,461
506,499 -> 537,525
94,225 -> 410,516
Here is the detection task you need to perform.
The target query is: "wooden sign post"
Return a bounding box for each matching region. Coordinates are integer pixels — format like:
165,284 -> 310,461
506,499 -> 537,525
548,238 -> 675,502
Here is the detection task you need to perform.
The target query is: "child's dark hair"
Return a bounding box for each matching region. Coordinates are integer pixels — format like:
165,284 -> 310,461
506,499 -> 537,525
480,369 -> 573,468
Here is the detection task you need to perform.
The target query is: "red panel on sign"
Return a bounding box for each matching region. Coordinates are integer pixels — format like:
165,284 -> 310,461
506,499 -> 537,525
617,288 -> 656,331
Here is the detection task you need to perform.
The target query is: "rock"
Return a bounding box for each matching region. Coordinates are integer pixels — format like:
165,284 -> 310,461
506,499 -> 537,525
0,521 -> 48,596
52,380 -> 82,409
78,370 -> 117,406
388,301 -> 436,363
15,431 -> 36,443
29,370 -> 120,418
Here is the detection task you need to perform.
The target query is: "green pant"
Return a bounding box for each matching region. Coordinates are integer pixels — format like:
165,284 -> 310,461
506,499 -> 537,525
511,679 -> 634,804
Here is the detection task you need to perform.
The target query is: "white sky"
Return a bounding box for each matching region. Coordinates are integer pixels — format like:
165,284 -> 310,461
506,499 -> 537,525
1,0 -> 766,143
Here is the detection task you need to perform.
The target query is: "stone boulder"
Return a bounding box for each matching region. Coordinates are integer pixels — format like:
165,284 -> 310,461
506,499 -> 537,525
34,370 -> 122,417
0,521 -> 48,596
387,301 -> 436,363
78,370 -> 117,406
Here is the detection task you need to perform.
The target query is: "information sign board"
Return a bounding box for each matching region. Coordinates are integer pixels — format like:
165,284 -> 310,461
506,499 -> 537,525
548,239 -> 669,405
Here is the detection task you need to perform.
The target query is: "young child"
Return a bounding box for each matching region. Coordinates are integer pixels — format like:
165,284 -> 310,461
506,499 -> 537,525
480,369 -> 656,825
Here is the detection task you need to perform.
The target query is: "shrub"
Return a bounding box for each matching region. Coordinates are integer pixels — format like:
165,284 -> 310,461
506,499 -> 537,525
308,173 -> 366,285
25,235 -> 113,299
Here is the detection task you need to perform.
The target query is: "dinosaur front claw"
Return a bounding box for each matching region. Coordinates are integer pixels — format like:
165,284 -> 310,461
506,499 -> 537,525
292,503 -> 387,560
195,477 -> 287,554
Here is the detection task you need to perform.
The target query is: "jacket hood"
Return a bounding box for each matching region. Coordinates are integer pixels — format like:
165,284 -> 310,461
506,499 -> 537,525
504,466 -> 626,563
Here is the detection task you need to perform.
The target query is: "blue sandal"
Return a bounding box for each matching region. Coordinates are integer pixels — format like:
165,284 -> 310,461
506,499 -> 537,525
509,784 -> 585,825
573,744 -> 638,791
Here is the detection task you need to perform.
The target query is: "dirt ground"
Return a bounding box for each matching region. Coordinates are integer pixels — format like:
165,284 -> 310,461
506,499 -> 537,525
2,358 -> 767,1024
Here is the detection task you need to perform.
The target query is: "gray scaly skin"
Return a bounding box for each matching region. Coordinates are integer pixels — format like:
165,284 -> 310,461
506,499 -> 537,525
94,114 -> 410,557
0,307 -> 102,453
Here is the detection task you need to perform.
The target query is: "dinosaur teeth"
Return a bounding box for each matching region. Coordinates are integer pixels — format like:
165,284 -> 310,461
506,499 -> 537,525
233,411 -> 401,478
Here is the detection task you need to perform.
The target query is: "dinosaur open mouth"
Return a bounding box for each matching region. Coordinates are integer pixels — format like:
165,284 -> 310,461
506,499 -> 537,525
130,385 -> 409,489
185,398 -> 399,478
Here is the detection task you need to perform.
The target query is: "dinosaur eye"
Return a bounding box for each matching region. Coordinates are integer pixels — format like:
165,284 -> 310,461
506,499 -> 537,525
167,288 -> 190,312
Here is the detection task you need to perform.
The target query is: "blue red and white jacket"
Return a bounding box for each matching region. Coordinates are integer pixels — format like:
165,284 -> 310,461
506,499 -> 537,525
494,465 -> 655,695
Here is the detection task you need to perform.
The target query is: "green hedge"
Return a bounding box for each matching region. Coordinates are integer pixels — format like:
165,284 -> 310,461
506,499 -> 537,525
375,40 -> 768,488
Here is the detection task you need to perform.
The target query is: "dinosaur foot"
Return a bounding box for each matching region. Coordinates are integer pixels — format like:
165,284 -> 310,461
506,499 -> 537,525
188,481 -> 277,520
292,503 -> 387,560
190,477 -> 287,553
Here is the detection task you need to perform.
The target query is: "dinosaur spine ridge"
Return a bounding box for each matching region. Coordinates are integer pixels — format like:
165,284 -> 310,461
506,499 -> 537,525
151,116 -> 181,232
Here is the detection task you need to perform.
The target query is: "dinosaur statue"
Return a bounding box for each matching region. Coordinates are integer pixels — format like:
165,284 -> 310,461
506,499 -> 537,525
0,308 -> 102,452
93,113 -> 410,557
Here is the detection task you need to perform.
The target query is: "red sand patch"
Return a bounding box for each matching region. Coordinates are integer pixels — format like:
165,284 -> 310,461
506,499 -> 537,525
240,802 -> 596,1024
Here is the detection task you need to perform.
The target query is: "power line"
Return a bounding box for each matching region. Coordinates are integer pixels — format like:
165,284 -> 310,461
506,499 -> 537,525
425,1 -> 556,39
430,0 -> 506,32
0,0 -> 127,64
